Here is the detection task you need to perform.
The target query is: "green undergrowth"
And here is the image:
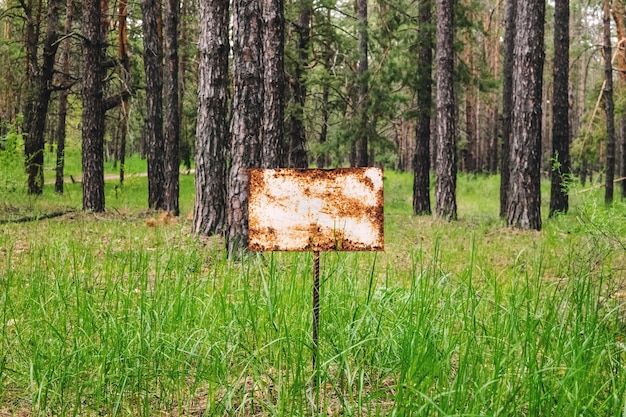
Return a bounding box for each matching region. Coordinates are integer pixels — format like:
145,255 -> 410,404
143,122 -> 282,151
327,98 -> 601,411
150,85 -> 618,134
1,172 -> 625,416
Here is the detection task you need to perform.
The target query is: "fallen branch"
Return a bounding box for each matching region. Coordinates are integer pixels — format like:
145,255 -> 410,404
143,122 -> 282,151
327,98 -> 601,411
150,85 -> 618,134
0,210 -> 76,225
577,176 -> 626,193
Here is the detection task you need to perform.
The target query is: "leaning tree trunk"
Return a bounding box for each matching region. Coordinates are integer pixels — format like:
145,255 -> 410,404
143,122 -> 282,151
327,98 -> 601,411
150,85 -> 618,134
549,0 -> 570,216
141,0 -> 165,210
227,0 -> 263,258
261,0 -> 286,168
413,0 -> 433,215
506,0 -> 545,230
164,0 -> 180,215
25,0 -> 61,195
604,0 -> 616,204
434,0 -> 457,221
193,0 -> 229,236
81,0 -> 108,211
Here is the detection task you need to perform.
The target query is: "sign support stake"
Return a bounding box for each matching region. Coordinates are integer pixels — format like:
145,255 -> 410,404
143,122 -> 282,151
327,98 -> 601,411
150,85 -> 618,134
312,250 -> 320,369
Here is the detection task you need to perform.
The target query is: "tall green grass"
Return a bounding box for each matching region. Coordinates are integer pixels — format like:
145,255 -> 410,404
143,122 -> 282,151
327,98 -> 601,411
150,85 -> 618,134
1,172 -> 625,416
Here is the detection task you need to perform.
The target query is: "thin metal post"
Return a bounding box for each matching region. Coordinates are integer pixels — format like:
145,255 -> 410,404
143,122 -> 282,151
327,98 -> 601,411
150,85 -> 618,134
312,251 -> 320,369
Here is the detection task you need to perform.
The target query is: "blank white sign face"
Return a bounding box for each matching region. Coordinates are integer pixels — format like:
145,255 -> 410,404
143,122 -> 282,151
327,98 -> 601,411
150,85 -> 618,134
248,168 -> 384,252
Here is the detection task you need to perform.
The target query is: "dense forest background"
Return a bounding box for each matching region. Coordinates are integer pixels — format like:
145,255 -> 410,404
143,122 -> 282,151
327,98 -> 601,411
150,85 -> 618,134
0,0 -> 625,233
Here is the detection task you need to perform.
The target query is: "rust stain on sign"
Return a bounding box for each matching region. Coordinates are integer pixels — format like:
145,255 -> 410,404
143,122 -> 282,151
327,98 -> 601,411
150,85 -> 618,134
248,168 -> 384,252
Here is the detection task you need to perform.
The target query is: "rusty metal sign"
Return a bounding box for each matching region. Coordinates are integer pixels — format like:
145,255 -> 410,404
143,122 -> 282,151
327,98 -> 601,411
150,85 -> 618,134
248,168 -> 384,252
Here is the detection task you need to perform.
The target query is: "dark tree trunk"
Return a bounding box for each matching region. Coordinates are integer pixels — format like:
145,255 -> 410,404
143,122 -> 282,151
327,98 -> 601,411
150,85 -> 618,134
549,0 -> 570,216
435,0 -> 457,220
141,0 -> 165,210
118,0 -> 131,185
604,0 -> 616,204
506,0 -> 544,230
262,0 -> 286,168
55,0 -> 73,194
81,0 -> 108,211
356,0 -> 369,167
227,0 -> 263,257
22,0 -> 42,161
413,0 -> 433,215
24,0 -> 60,195
500,0 -> 516,217
288,0 -> 311,168
193,0 -> 229,236
164,0 -> 180,215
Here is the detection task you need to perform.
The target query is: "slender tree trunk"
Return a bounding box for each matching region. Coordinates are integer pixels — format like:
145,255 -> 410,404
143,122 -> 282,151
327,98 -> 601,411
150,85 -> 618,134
24,0 -> 60,195
413,0 -> 433,215
55,0 -> 72,194
435,0 -> 457,220
356,0 -> 369,167
227,0 -> 263,257
288,0 -> 311,168
164,0 -> 180,215
141,0 -> 165,210
549,0 -> 570,216
506,0 -> 545,230
262,0 -> 285,168
118,0 -> 131,185
462,35 -> 477,173
500,0 -> 516,217
81,0 -> 108,211
193,0 -> 229,236
604,0 -> 616,204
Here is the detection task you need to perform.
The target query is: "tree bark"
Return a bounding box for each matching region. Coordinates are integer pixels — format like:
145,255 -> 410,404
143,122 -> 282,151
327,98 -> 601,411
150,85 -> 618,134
604,0 -> 616,204
287,0 -> 311,168
435,0 -> 457,221
500,0 -> 516,218
193,0 -> 229,236
356,0 -> 369,167
227,0 -> 263,257
24,0 -> 60,195
55,0 -> 73,195
413,0 -> 433,215
117,0 -> 130,186
81,0 -> 108,211
141,0 -> 165,210
506,0 -> 544,230
549,0 -> 570,216
261,0 -> 286,168
164,0 -> 180,215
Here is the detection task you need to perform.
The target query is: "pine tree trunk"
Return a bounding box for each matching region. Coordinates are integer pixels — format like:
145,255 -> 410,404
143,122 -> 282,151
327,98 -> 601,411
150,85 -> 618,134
81,0 -> 108,211
413,0 -> 433,215
356,0 -> 369,167
164,0 -> 180,215
227,0 -> 263,257
193,0 -> 229,236
118,0 -> 130,186
604,0 -> 616,204
549,0 -> 570,216
506,0 -> 544,230
141,0 -> 165,210
262,0 -> 285,168
500,0 -> 516,218
24,0 -> 60,195
55,0 -> 72,195
288,0 -> 311,168
435,0 -> 457,221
